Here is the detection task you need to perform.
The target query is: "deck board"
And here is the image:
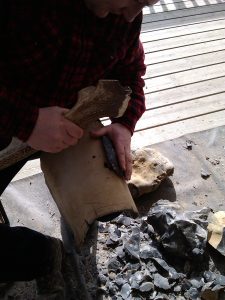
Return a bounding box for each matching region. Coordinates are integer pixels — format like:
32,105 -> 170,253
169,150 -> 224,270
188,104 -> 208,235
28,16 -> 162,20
145,62 -> 225,91
131,110 -> 225,148
142,11 -> 225,31
145,77 -> 225,108
145,52 -> 225,78
142,3 -> 225,24
144,39 -> 225,64
136,93 -> 225,130
134,0 -> 225,148
141,19 -> 225,41
143,28 -> 225,53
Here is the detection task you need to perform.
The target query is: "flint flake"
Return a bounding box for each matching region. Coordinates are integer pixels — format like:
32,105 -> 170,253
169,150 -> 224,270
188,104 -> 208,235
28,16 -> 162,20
108,257 -> 123,272
120,283 -> 132,299
153,273 -> 171,290
139,281 -> 154,292
140,244 -> 162,260
124,228 -> 140,261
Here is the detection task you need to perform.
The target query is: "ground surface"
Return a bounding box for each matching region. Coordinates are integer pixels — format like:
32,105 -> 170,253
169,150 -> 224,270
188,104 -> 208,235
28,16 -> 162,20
1,126 -> 225,299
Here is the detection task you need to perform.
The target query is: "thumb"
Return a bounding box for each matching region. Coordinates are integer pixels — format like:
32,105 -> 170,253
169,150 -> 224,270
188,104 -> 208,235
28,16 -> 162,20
59,107 -> 70,116
90,126 -> 109,138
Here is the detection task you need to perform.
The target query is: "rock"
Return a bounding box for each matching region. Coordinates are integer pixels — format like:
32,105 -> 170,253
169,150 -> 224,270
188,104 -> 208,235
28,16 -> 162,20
139,282 -> 154,292
129,276 -> 140,290
184,287 -> 200,300
174,285 -> 182,292
203,271 -> 216,282
106,229 -> 121,247
116,247 -> 126,260
112,296 -> 123,300
128,148 -> 174,198
140,220 -> 155,235
120,283 -> 132,299
151,258 -> 180,280
93,207 -> 225,300
98,274 -> 108,285
109,272 -> 116,280
114,215 -> 132,226
189,278 -> 204,289
128,271 -> 145,290
185,140 -> 193,150
107,257 -> 123,273
96,286 -> 108,296
98,223 -> 108,233
146,262 -> 157,273
108,282 -> 118,295
207,211 -> 225,256
201,281 -> 214,292
214,274 -> 225,286
114,275 -> 126,288
153,273 -> 171,290
155,292 -> 170,300
124,227 -> 141,261
148,201 -> 209,259
106,235 -> 120,247
140,244 -> 162,260
201,169 -> 211,179
150,291 -> 158,299
126,262 -> 141,272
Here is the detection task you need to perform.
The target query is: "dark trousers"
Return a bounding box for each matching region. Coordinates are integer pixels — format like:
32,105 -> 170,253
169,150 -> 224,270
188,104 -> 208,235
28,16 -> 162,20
0,154 -> 52,282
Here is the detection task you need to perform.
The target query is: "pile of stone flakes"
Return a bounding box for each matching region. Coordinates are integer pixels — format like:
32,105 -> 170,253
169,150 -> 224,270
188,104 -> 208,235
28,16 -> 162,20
82,200 -> 225,300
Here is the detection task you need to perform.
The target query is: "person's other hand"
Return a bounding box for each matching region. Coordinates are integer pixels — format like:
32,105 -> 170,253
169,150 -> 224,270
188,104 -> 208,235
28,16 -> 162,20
90,123 -> 132,181
27,106 -> 83,153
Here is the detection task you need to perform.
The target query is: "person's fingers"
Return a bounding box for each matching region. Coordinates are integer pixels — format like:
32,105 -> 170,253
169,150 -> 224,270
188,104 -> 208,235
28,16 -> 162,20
90,124 -> 132,180
125,150 -> 133,181
114,142 -> 126,173
62,134 -> 78,146
59,107 -> 70,114
64,119 -> 83,139
90,126 -> 108,138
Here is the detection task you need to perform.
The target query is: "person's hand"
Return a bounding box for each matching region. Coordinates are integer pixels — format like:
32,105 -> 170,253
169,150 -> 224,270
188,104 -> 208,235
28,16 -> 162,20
90,123 -> 132,181
27,106 -> 83,153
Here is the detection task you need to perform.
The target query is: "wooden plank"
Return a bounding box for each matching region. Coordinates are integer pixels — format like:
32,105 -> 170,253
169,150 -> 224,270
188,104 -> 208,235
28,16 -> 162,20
144,39 -> 225,64
142,11 -> 225,31
143,0 -> 220,10
145,51 -> 225,78
141,19 -> 225,42
142,3 -> 225,24
143,28 -> 225,53
145,62 -> 225,92
144,0 -> 216,7
131,110 -> 225,148
144,77 -> 225,109
143,1 -> 223,16
135,93 -> 225,131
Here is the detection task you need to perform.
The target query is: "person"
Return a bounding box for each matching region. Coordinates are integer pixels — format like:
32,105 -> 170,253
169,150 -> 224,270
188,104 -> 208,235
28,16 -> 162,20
0,0 -> 158,298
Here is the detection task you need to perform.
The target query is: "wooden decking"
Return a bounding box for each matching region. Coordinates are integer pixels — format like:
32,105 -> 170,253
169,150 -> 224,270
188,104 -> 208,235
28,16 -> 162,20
131,0 -> 225,148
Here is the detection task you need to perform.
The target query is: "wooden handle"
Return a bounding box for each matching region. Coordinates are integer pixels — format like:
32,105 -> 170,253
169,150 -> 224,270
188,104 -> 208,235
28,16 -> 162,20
0,80 -> 131,170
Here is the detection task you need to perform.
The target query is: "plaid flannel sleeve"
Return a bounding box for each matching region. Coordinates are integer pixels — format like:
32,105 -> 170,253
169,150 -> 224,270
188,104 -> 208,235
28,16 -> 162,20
110,19 -> 146,134
0,86 -> 39,142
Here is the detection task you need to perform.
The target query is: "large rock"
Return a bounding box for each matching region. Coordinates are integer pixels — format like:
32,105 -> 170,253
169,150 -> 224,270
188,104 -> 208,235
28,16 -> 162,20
128,148 -> 174,199
207,211 -> 225,256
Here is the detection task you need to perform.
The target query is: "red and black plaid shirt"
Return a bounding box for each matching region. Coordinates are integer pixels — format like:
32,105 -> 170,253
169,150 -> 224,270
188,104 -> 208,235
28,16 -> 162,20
0,0 -> 146,146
